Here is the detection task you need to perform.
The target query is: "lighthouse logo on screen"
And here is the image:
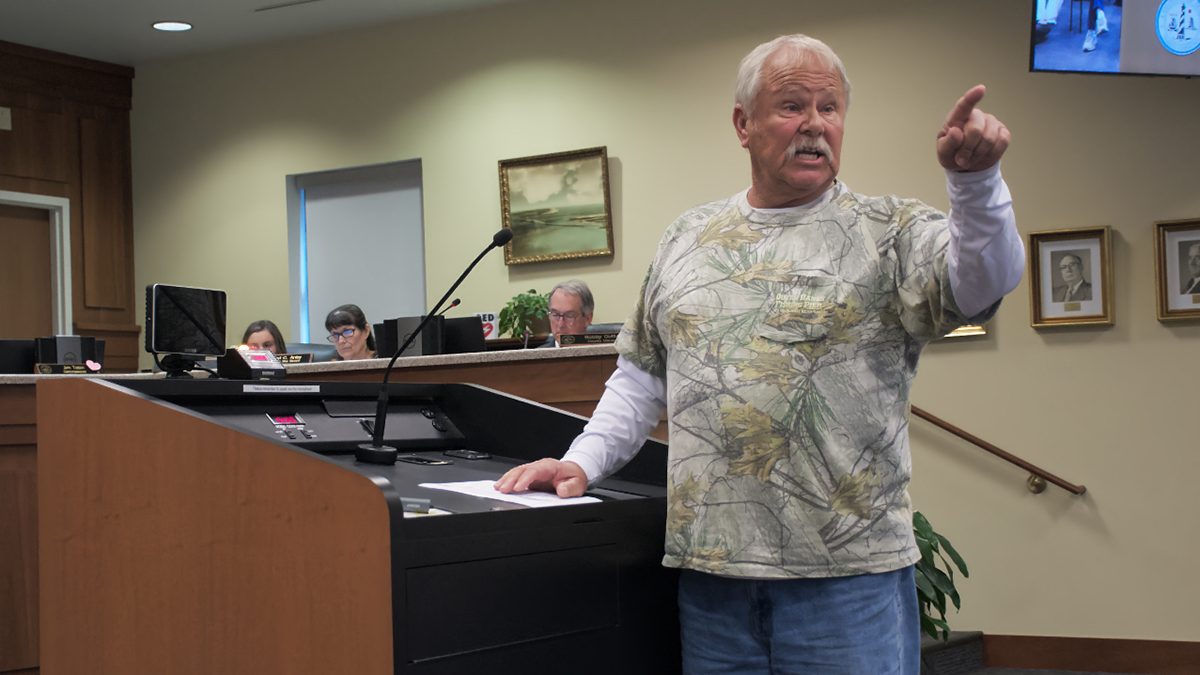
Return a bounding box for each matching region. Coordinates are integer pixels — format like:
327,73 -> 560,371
1158,0 -> 1200,55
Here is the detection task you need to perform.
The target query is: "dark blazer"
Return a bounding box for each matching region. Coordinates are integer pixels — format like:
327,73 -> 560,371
1052,280 -> 1092,302
1182,277 -> 1200,294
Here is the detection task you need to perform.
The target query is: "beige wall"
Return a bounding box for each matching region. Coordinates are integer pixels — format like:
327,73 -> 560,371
132,0 -> 1200,641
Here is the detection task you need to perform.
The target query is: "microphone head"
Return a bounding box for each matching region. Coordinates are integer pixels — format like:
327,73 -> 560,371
492,229 -> 514,247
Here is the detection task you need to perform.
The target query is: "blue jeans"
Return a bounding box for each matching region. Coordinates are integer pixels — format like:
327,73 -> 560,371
677,566 -> 919,675
1088,0 -> 1104,30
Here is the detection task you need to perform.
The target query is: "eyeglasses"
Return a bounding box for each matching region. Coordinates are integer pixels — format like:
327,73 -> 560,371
326,327 -> 357,342
1059,262 -> 1082,270
548,310 -> 583,321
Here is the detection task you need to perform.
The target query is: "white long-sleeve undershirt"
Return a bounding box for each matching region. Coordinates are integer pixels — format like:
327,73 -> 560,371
561,166 -> 1023,483
945,164 -> 1024,317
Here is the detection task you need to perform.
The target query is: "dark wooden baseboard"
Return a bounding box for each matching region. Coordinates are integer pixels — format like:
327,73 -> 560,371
984,634 -> 1200,674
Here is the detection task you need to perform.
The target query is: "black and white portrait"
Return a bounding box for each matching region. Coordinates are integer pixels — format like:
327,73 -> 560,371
1179,240 -> 1200,295
1051,250 -> 1093,302
1031,227 -> 1112,327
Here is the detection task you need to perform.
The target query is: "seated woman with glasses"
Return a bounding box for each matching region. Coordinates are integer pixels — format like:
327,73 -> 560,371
241,319 -> 288,355
324,304 -> 376,361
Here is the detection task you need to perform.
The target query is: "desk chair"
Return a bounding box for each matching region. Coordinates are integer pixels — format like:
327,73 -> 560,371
284,342 -> 338,362
1070,0 -> 1089,33
587,322 -> 625,334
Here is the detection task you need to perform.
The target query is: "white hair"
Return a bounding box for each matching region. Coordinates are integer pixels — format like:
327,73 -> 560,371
734,34 -> 852,114
550,279 -> 594,316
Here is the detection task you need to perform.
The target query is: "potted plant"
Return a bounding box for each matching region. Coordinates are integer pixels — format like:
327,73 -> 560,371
914,511 -> 969,641
498,288 -> 550,339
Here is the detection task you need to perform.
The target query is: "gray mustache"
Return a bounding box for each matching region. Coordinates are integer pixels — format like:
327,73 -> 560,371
787,139 -> 832,158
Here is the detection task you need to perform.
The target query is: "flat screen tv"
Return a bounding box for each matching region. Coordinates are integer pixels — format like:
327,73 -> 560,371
1031,0 -> 1200,76
144,284 -> 228,356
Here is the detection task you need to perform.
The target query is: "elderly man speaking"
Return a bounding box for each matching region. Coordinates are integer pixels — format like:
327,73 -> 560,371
498,33 -> 1024,673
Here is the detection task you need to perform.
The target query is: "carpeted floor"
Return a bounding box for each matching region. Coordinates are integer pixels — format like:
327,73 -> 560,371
974,662 -> 1142,667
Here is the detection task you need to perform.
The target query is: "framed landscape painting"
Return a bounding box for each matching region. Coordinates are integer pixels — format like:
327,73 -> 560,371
498,146 -> 614,265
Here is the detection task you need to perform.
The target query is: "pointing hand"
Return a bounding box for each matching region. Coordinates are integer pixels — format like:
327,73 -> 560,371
936,84 -> 1011,172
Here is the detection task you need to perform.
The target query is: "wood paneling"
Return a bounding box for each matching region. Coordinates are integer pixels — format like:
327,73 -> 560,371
0,105 -> 68,183
0,39 -> 135,672
0,445 -> 37,673
38,379 -> 393,675
0,385 -> 35,425
3,349 -> 639,672
0,38 -> 136,389
0,85 -> 66,115
0,204 -> 53,338
294,354 -> 613,404
289,352 -> 670,441
0,175 -> 69,200
0,386 -> 38,672
74,323 -> 141,374
984,634 -> 1200,674
0,41 -> 132,111
78,115 -> 131,311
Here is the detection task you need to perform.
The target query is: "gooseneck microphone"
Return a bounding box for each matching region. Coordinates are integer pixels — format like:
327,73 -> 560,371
436,298 -> 461,316
356,228 -> 513,464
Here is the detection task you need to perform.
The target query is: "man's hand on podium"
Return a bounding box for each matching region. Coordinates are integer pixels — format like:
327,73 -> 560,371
494,458 -> 587,498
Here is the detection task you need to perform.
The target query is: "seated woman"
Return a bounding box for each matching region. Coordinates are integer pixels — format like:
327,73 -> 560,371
241,319 -> 288,354
325,304 -> 376,361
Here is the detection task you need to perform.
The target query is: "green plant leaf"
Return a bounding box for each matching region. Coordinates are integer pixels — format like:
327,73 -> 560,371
912,510 -> 967,639
913,511 -> 934,539
936,532 -> 969,577
920,613 -> 950,641
914,566 -> 936,600
920,613 -> 938,640
498,289 -> 550,338
916,533 -> 935,566
926,565 -> 955,597
913,513 -> 939,556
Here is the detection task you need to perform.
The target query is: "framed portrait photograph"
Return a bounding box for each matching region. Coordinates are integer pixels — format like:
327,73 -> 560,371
1029,226 -> 1113,328
1154,218 -> 1200,322
498,146 -> 614,265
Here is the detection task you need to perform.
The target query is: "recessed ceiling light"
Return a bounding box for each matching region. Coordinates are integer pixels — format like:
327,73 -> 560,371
153,21 -> 193,32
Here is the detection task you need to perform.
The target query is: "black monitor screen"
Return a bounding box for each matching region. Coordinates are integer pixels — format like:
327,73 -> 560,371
1032,0 -> 1200,76
145,284 -> 228,356
443,316 -> 486,354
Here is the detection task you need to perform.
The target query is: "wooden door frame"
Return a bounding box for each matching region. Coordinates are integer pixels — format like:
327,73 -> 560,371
0,190 -> 71,334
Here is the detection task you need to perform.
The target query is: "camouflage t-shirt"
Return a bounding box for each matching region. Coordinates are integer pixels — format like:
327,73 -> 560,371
616,183 -> 990,578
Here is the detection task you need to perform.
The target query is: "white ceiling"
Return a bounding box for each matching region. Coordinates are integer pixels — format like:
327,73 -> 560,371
0,0 -> 521,68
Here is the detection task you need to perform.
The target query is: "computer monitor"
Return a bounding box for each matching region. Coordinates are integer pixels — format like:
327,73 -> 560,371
443,316 -> 486,354
145,284 -> 228,356
1030,0 -> 1200,77
0,339 -> 35,374
374,315 -> 444,358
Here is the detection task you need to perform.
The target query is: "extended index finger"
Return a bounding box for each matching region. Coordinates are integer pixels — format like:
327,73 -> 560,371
945,84 -> 986,129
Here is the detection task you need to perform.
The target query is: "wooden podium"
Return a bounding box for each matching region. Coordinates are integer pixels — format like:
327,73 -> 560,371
36,377 -> 677,675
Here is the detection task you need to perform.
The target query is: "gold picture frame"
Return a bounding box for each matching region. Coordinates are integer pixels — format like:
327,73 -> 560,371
1029,226 -> 1113,328
944,324 -> 987,338
1154,218 -> 1200,322
498,146 -> 614,265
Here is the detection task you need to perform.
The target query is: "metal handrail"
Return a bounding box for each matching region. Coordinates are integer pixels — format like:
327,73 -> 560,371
911,405 -> 1087,495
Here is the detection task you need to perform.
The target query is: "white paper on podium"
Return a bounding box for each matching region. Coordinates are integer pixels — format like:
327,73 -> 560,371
418,479 -> 600,508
